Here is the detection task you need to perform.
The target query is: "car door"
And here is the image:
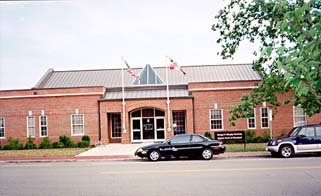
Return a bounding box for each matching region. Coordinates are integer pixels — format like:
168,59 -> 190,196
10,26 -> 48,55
296,127 -> 317,151
167,135 -> 191,157
190,135 -> 206,156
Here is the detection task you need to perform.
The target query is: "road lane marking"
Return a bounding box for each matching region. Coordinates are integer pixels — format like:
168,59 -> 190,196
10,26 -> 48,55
100,165 -> 321,175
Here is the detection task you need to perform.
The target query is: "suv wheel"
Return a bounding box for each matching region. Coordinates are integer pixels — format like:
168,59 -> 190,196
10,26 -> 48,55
148,150 -> 161,161
201,148 -> 213,160
279,145 -> 293,158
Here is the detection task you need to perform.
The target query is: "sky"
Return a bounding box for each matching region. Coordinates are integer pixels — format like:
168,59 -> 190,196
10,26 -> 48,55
0,0 -> 257,90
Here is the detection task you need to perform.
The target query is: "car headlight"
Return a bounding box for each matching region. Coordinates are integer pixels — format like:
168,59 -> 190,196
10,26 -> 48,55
137,148 -> 143,153
136,148 -> 148,154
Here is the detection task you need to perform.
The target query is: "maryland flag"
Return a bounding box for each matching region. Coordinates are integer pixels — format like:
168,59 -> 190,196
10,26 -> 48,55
167,57 -> 186,75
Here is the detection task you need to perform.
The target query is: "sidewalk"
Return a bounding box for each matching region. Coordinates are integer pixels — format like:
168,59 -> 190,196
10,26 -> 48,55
0,144 -> 270,162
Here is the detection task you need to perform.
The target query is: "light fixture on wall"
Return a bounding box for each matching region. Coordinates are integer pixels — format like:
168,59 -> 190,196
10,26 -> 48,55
147,119 -> 150,123
214,103 -> 218,109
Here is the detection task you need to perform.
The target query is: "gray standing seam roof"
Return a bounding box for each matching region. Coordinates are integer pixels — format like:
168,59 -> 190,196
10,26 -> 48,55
35,64 -> 262,89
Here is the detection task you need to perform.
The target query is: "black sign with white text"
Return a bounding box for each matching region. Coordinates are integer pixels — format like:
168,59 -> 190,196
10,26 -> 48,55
214,131 -> 245,141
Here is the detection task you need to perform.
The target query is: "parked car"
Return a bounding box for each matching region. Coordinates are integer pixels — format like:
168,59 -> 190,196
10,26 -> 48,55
266,124 -> 321,158
135,134 -> 225,161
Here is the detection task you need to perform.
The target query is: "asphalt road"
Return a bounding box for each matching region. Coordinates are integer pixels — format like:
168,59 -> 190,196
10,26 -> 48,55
1,156 -> 321,196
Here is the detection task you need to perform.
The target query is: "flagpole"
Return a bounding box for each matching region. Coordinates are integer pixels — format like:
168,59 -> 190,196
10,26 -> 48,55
121,66 -> 126,133
166,56 -> 171,132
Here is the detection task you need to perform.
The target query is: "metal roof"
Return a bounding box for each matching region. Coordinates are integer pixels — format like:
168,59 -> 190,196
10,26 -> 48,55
35,64 -> 262,89
103,88 -> 190,100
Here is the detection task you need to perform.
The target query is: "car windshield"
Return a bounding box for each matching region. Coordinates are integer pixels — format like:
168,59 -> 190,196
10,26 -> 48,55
288,127 -> 301,137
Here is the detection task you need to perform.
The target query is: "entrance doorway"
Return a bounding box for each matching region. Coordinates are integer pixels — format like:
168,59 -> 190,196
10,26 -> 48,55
131,108 -> 165,142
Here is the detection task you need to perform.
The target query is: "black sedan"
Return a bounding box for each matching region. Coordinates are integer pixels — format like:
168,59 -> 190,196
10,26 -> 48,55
135,134 -> 225,161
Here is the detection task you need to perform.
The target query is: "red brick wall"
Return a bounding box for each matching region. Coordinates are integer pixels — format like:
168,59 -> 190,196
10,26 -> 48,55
0,87 -> 104,146
99,98 -> 193,144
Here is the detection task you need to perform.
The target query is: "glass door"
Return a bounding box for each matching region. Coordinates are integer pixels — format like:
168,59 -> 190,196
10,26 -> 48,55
142,118 -> 155,140
132,118 -> 142,141
156,118 -> 165,140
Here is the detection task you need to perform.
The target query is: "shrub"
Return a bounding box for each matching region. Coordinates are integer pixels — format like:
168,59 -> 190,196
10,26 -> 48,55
245,130 -> 256,143
204,132 -> 213,140
6,137 -> 23,150
25,137 -> 37,149
82,135 -> 90,143
59,135 -> 71,146
3,144 -> 13,150
77,141 -> 89,148
263,131 -> 271,142
52,141 -> 64,148
254,136 -> 264,143
66,140 -> 76,148
39,137 -> 52,149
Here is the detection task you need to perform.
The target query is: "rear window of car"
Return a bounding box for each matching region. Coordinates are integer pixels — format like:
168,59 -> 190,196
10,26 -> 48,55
191,135 -> 205,142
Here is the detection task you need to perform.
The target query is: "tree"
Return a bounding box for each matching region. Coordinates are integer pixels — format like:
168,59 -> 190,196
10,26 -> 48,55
212,0 -> 321,125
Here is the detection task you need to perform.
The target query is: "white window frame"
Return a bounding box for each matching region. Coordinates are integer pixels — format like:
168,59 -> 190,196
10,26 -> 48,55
209,109 -> 224,131
260,107 -> 269,129
293,106 -> 307,127
39,115 -> 48,137
247,108 -> 256,129
71,114 -> 84,136
0,117 -> 5,139
27,116 -> 36,138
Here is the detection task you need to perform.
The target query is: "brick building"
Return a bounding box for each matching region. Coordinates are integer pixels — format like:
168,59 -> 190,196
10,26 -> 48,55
0,64 -> 320,145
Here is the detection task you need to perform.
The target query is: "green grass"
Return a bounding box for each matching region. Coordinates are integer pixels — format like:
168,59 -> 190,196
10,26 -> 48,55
225,143 -> 266,152
0,148 -> 88,158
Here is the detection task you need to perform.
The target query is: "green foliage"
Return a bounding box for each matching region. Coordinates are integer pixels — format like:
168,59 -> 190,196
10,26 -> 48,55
52,141 -> 64,148
253,136 -> 264,143
59,135 -> 71,147
39,137 -> 52,149
263,130 -> 271,142
66,140 -> 76,148
77,141 -> 90,148
82,135 -> 90,142
245,130 -> 256,143
25,137 -> 37,149
204,132 -> 213,140
5,137 -> 24,150
213,0 -> 321,125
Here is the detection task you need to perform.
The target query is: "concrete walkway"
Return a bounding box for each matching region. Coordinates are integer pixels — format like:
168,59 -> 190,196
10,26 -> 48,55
0,144 -> 270,162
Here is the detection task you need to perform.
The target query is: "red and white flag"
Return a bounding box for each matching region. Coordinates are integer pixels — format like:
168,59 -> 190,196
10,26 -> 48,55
168,57 -> 186,75
121,57 -> 140,80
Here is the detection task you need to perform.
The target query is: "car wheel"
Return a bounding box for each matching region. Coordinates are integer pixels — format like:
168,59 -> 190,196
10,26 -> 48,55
279,145 -> 293,158
148,150 -> 161,161
201,148 -> 213,160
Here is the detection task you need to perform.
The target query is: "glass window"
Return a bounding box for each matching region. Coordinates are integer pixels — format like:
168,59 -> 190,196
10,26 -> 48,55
173,111 -> 186,135
40,116 -> 48,137
111,113 -> 121,138
316,127 -> 321,136
293,106 -> 306,127
133,64 -> 163,85
131,110 -> 141,117
71,114 -> 84,135
261,107 -> 269,128
247,108 -> 256,129
299,127 -> 315,137
142,109 -> 154,117
170,135 -> 190,144
155,109 -> 165,117
27,116 -> 35,137
210,109 -> 223,130
0,117 -> 5,138
191,135 -> 204,142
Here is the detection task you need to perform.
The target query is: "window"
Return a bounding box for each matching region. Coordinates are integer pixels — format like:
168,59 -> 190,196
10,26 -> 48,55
111,113 -> 121,138
0,117 -> 5,138
27,116 -> 35,137
39,116 -> 48,137
293,106 -> 306,127
173,111 -> 186,135
316,126 -> 321,136
71,114 -> 84,135
299,127 -> 315,137
191,135 -> 205,142
170,135 -> 190,144
210,109 -> 223,130
260,107 -> 269,128
247,108 -> 256,129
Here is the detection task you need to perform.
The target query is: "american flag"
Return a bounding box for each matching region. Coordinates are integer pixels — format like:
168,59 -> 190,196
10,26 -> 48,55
121,57 -> 140,80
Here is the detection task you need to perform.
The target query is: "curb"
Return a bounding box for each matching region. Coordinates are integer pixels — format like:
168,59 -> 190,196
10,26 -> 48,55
0,152 -> 270,163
